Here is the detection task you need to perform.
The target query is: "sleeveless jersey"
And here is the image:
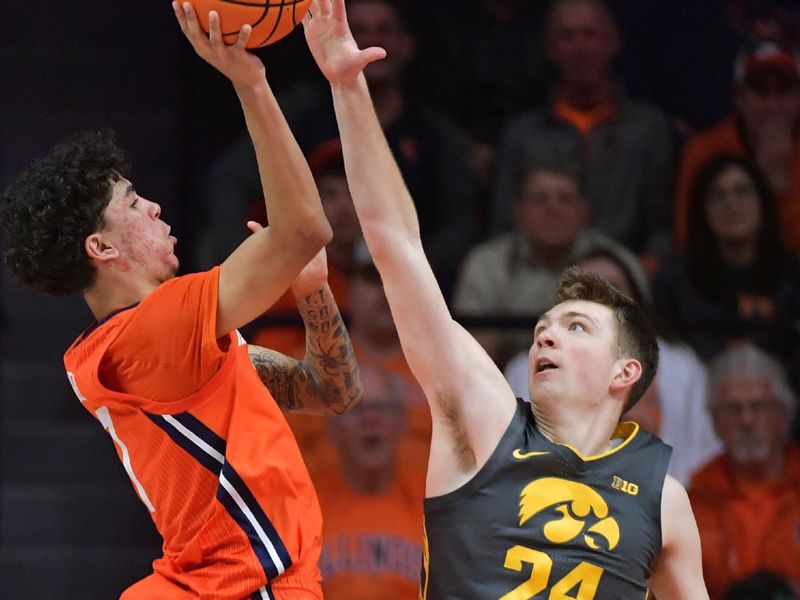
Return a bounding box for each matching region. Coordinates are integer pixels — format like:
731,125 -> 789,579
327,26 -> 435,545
63,268 -> 323,600
422,398 -> 671,600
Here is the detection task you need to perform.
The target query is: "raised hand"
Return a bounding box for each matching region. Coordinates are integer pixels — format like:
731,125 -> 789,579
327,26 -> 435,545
302,0 -> 386,84
173,1 -> 266,91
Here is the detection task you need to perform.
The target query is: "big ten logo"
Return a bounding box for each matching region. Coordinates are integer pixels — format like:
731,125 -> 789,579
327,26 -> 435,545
611,475 -> 638,496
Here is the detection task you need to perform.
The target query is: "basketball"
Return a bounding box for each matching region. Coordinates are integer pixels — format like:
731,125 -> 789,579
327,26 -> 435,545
191,0 -> 312,48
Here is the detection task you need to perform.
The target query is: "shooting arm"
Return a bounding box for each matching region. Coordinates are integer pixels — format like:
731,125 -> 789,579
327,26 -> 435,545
174,3 -> 331,338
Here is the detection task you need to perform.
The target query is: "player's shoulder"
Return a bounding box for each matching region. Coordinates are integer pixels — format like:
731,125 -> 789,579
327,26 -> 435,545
142,268 -> 219,307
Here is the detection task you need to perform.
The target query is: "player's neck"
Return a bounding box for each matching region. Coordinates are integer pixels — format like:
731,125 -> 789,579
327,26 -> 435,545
532,399 -> 623,458
84,273 -> 158,321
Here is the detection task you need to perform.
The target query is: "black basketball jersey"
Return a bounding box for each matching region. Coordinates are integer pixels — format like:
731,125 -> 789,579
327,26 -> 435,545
421,398 -> 672,600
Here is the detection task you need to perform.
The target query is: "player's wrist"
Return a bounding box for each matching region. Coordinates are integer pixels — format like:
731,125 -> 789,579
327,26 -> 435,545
234,79 -> 272,104
291,279 -> 328,299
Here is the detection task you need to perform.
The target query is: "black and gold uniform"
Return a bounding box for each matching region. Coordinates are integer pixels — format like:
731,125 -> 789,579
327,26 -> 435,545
421,398 -> 671,599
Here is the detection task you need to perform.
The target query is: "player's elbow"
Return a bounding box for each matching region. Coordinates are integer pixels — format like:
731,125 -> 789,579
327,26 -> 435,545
302,211 -> 333,248
285,214 -> 332,260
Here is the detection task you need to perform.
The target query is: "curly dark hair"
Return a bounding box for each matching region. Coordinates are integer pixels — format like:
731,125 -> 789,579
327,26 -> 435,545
686,154 -> 792,302
0,129 -> 129,296
556,266 -> 659,412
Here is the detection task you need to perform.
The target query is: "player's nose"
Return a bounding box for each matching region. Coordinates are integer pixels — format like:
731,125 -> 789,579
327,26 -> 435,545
535,327 -> 557,348
147,200 -> 162,220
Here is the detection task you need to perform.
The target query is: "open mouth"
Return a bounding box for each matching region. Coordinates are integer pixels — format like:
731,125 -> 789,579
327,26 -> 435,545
535,358 -> 558,373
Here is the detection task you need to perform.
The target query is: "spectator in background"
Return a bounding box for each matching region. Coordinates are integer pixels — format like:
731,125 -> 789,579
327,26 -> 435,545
689,343 -> 800,599
653,154 -> 800,364
453,155 -> 640,366
504,248 -> 722,485
490,0 -> 674,253
674,40 -> 800,254
313,364 -> 425,600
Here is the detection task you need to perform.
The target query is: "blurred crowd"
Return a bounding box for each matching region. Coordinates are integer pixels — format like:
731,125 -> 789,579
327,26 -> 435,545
191,0 -> 800,598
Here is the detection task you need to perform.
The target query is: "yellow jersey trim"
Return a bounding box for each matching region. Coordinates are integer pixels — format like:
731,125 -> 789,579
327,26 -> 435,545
556,421 -> 640,461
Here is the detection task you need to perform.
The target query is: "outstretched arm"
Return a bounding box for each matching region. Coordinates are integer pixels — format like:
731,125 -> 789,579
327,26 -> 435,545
174,2 -> 332,339
302,0 -> 516,493
648,476 -> 709,599
247,225 -> 362,415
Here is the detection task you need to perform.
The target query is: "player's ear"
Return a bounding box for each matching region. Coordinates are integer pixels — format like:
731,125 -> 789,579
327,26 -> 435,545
85,233 -> 120,262
609,358 -> 641,394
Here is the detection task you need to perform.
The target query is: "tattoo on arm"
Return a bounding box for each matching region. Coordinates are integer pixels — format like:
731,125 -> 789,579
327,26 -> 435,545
249,284 -> 362,415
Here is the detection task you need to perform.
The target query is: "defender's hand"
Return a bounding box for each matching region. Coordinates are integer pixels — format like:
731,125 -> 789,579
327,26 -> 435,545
302,0 -> 386,84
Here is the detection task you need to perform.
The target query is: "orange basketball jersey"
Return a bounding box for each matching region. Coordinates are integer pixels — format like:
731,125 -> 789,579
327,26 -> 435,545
63,268 -> 323,600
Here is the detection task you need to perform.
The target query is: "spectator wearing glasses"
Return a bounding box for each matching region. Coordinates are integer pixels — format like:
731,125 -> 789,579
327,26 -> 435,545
674,40 -> 800,254
688,342 -> 800,598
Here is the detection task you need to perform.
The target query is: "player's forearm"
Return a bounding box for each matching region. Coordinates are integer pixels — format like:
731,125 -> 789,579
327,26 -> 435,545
294,283 -> 362,415
248,282 -> 361,414
330,76 -> 420,247
237,82 -> 332,243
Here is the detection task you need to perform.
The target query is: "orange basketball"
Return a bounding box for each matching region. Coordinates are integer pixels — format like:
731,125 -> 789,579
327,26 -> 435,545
191,0 -> 311,48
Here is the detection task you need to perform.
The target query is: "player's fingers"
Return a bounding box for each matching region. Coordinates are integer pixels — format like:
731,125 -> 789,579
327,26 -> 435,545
172,1 -> 189,34
208,11 -> 224,48
233,24 -> 252,50
331,0 -> 346,21
181,2 -> 204,39
246,221 -> 265,233
314,0 -> 332,17
360,46 -> 386,65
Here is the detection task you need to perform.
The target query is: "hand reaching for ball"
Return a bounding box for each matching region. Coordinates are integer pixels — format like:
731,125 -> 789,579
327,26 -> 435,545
302,0 -> 386,85
173,2 -> 267,91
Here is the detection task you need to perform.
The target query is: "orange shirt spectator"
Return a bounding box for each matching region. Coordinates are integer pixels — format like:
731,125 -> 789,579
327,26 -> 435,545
688,342 -> 800,599
675,115 -> 800,254
689,446 -> 800,598
310,365 -> 426,600
675,42 -> 800,254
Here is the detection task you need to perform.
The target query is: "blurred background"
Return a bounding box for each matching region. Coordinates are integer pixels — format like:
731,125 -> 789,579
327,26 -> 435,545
2,1 -> 800,598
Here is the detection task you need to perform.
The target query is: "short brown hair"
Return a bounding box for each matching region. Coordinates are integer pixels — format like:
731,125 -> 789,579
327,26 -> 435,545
556,266 -> 659,411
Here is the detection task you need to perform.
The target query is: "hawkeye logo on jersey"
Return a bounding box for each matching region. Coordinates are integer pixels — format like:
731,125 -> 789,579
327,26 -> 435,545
519,478 -> 620,551
512,448 -> 551,460
611,475 -> 639,496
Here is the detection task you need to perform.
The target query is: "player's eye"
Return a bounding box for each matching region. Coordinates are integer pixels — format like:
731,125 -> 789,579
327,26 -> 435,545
568,322 -> 586,333
130,198 -> 138,208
